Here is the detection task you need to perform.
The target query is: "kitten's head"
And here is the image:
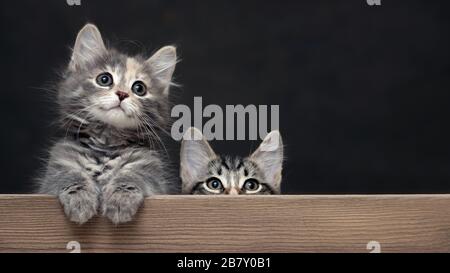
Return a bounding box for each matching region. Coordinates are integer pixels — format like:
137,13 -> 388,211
59,24 -> 177,131
180,127 -> 284,195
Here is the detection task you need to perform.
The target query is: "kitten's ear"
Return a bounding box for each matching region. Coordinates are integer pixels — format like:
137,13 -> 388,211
180,127 -> 216,193
70,24 -> 106,71
146,46 -> 177,93
250,130 -> 284,193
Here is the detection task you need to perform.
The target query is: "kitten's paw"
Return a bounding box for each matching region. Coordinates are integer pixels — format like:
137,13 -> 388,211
59,183 -> 99,224
101,184 -> 144,225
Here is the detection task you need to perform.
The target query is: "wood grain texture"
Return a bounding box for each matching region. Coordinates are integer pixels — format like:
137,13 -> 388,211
0,194 -> 449,253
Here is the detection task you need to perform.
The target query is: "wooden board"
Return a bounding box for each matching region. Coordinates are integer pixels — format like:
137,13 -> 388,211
0,194 -> 449,253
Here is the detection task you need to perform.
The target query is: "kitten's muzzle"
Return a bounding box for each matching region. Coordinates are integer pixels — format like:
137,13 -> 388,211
115,91 -> 129,101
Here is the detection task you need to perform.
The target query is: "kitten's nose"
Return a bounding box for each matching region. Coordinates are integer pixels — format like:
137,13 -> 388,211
116,91 -> 129,101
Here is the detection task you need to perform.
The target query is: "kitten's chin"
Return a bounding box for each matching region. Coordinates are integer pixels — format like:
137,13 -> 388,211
91,107 -> 138,129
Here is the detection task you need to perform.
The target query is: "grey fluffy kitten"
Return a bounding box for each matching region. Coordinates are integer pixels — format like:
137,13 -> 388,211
37,24 -> 178,224
180,127 -> 283,195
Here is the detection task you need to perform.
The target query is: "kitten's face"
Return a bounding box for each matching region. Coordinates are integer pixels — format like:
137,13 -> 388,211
191,156 -> 276,195
60,24 -> 177,130
180,128 -> 284,195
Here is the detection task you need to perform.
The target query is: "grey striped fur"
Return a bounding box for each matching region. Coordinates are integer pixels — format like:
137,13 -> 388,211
37,24 -> 178,224
180,127 -> 284,195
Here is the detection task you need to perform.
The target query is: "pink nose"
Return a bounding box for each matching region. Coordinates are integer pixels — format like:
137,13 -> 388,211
116,91 -> 129,101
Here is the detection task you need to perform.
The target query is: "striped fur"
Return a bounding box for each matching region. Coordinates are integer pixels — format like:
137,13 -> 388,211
180,127 -> 284,195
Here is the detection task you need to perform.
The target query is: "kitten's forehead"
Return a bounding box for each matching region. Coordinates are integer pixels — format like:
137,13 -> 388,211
102,55 -> 150,83
208,156 -> 259,186
123,57 -> 149,83
98,50 -> 127,71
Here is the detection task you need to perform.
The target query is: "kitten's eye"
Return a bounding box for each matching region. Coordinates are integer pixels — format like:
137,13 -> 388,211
96,72 -> 113,87
132,81 -> 147,96
206,177 -> 223,191
243,179 -> 260,192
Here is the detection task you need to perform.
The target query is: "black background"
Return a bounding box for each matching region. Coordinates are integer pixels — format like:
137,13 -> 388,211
1,0 -> 449,194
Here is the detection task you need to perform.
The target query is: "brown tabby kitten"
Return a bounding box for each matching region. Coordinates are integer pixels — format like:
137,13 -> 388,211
180,127 -> 284,194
